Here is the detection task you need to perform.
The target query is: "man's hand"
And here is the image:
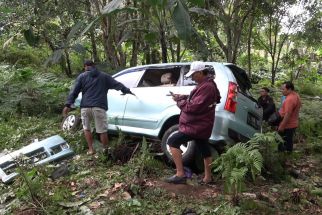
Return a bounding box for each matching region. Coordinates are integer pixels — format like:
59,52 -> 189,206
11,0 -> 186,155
122,88 -> 135,96
62,106 -> 71,117
172,94 -> 180,101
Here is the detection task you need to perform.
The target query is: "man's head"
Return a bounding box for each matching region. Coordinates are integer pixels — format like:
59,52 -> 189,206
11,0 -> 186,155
281,81 -> 294,96
260,87 -> 270,96
84,60 -> 95,71
185,61 -> 208,83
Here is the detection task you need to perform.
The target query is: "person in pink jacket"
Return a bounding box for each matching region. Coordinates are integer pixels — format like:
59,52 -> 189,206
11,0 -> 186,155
165,61 -> 221,184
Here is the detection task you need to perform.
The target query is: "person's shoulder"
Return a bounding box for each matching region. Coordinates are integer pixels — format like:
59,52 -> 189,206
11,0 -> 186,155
76,72 -> 87,79
98,70 -> 111,77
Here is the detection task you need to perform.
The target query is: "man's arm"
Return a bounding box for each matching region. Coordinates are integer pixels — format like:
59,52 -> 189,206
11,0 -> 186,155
107,76 -> 133,95
278,112 -> 291,132
177,84 -> 215,114
63,76 -> 82,117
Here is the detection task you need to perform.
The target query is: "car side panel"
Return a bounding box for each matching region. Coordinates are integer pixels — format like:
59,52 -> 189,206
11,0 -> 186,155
121,86 -> 178,129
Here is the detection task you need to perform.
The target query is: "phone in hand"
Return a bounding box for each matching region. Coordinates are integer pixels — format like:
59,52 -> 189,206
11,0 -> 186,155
167,91 -> 174,96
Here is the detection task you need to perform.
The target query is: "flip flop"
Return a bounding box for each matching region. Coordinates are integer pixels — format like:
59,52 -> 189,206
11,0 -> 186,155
165,175 -> 187,184
86,151 -> 96,155
198,178 -> 215,186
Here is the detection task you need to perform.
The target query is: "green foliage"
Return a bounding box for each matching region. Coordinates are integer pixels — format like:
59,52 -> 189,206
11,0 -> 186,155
0,65 -> 71,117
213,140 -> 263,199
248,132 -> 287,181
0,42 -> 45,67
296,80 -> 322,96
0,116 -> 63,150
126,137 -> 165,179
298,99 -> 322,153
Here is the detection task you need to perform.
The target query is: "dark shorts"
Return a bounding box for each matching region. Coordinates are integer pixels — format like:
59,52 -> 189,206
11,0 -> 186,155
278,128 -> 296,152
167,131 -> 211,158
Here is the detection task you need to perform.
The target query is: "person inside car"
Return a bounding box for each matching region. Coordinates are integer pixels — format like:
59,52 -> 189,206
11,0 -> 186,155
165,61 -> 221,184
160,72 -> 176,86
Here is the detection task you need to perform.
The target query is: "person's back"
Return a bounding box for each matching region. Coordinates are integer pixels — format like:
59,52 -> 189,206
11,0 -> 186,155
66,66 -> 128,111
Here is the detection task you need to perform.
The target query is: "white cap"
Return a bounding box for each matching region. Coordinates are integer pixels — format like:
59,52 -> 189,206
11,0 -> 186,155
185,61 -> 206,77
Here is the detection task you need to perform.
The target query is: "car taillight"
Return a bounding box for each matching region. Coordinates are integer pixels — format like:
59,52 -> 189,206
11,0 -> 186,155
224,82 -> 237,113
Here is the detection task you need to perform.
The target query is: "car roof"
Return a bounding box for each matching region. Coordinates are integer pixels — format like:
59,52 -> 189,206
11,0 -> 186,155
114,62 -> 225,77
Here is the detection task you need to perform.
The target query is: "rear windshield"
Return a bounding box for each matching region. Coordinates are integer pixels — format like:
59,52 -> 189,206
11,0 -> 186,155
225,64 -> 252,93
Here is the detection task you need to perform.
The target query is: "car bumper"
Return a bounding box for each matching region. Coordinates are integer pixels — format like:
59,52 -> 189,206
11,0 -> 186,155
0,135 -> 74,184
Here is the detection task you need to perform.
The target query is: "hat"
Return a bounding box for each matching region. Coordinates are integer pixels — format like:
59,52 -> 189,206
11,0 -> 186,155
185,61 -> 206,77
84,60 -> 95,66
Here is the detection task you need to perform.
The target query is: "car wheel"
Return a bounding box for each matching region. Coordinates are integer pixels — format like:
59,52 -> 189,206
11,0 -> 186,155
61,114 -> 81,131
161,124 -> 196,165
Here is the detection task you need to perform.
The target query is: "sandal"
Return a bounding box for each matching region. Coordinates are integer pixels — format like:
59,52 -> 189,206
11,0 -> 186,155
86,150 -> 96,155
165,175 -> 187,184
198,178 -> 215,186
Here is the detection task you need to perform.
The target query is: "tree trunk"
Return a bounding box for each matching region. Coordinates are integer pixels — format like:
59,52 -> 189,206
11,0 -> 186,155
86,0 -> 99,63
247,14 -> 255,76
176,40 -> 181,62
160,26 -> 167,63
64,50 -> 72,77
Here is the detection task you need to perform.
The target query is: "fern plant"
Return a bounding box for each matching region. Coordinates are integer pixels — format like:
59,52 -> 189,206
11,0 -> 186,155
213,140 -> 263,203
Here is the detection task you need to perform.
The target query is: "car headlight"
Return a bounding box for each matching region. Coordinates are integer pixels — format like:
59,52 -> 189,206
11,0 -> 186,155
60,143 -> 69,150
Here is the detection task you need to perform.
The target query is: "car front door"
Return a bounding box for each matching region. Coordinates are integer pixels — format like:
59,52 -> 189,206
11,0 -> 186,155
107,70 -> 144,129
120,66 -> 182,132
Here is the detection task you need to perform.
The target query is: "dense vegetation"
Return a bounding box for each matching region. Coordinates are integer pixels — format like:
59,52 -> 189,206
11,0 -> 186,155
0,0 -> 322,214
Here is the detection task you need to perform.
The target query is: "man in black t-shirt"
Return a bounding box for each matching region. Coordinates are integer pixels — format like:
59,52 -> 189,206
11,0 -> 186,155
258,87 -> 276,121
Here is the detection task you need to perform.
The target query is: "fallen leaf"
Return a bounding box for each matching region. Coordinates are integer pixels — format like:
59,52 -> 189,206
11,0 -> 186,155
122,191 -> 132,200
58,198 -> 91,208
242,192 -> 256,199
89,201 -> 101,209
79,205 -> 93,215
98,189 -> 110,198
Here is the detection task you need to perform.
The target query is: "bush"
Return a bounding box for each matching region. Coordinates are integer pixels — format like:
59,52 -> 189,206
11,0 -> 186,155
0,65 -> 71,117
0,42 -> 46,68
296,81 -> 322,96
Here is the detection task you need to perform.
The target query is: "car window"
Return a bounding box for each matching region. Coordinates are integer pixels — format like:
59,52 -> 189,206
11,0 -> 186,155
225,65 -> 251,94
114,70 -> 144,88
182,64 -> 214,86
137,67 -> 181,87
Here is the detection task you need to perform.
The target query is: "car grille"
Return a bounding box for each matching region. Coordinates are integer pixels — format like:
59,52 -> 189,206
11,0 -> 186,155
0,161 -> 16,175
0,148 -> 48,176
24,147 -> 48,163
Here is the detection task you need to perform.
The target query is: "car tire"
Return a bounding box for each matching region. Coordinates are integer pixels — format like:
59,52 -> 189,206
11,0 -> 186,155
161,124 -> 196,165
61,114 -> 81,131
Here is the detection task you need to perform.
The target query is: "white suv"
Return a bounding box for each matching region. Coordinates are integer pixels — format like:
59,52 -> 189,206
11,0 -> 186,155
62,62 -> 262,164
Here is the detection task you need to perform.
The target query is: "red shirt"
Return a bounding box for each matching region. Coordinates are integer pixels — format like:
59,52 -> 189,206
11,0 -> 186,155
279,91 -> 301,129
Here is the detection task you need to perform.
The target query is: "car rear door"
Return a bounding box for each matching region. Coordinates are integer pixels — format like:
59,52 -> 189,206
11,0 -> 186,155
226,64 -> 262,139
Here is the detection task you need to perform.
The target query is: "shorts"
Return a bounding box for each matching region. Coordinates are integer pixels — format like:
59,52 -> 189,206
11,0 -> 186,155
81,107 -> 108,133
167,131 -> 211,158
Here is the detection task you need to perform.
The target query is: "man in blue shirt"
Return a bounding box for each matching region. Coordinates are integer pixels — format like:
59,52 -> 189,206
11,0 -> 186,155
63,60 -> 133,155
